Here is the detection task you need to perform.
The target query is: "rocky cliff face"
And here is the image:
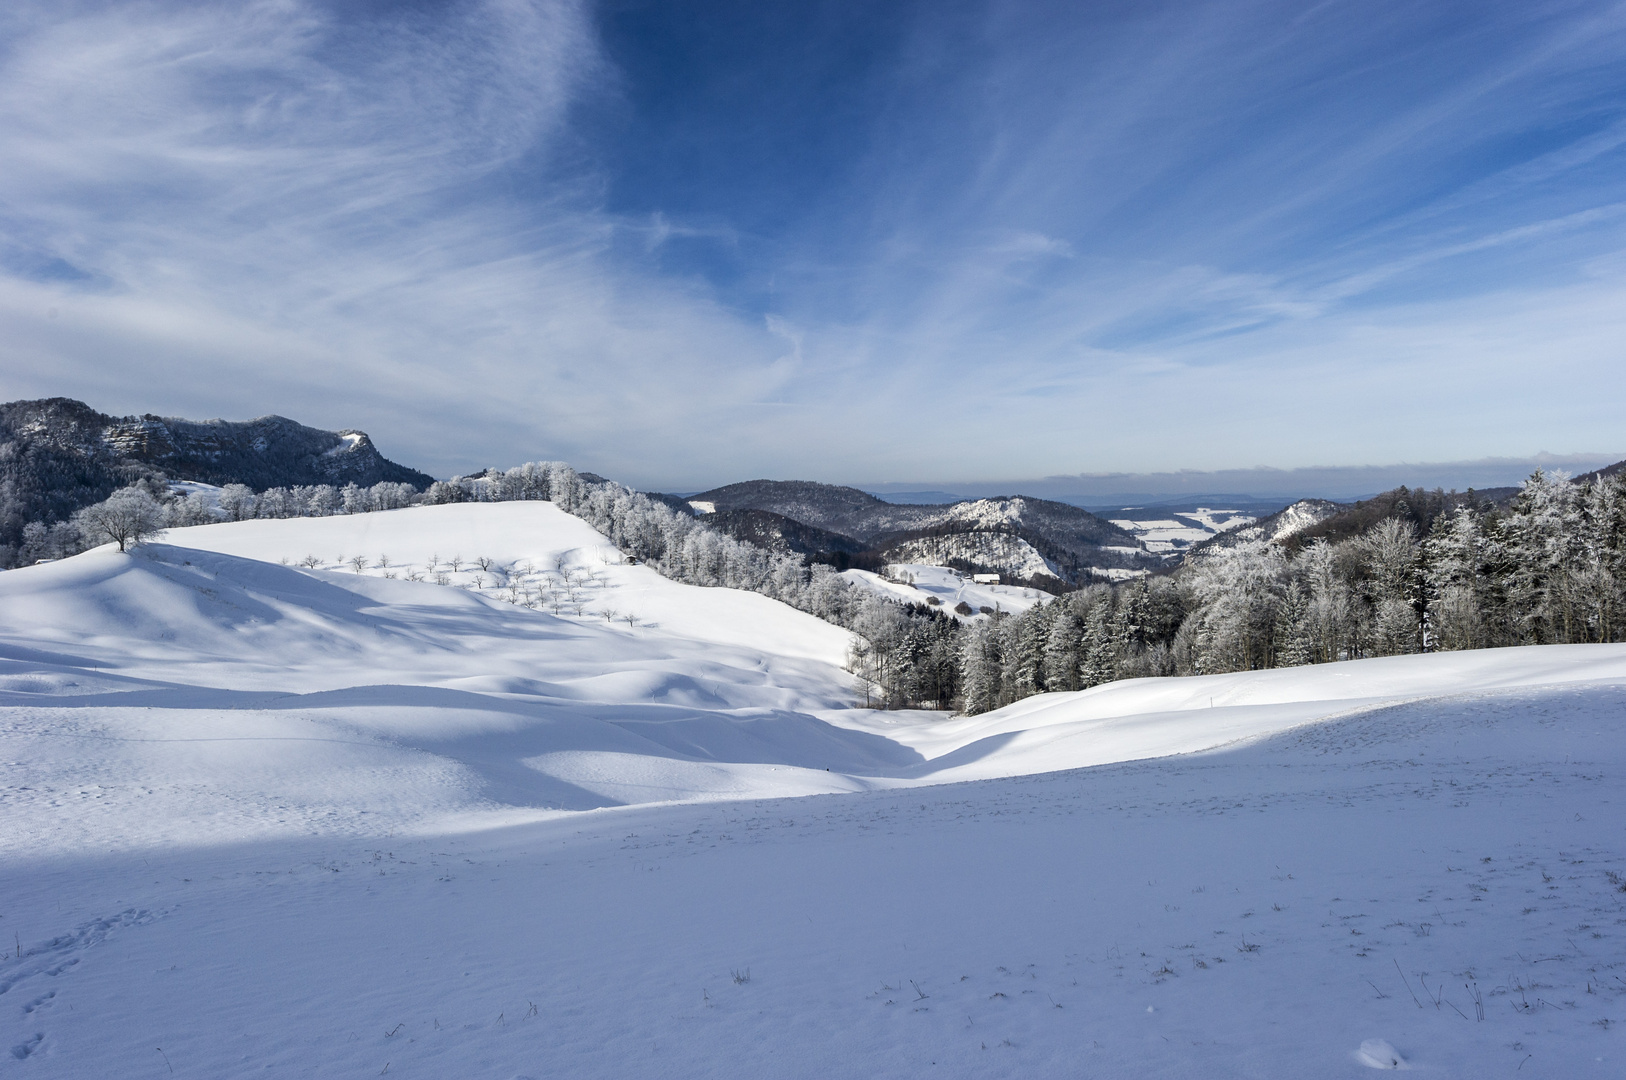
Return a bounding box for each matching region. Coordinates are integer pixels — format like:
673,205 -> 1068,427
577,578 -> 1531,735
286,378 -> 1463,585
0,397 -> 431,546
94,411 -> 430,489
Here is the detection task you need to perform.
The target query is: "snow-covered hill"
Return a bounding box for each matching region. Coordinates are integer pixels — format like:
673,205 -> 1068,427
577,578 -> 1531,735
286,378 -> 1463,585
682,480 -> 1158,584
878,531 -> 1060,581
1191,497 -> 1344,551
1,504 -> 869,849
3,503 -> 1625,1077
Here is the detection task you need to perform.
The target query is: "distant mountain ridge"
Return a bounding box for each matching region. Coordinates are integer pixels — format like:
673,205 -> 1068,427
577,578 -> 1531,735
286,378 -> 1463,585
1191,498 -> 1344,552
689,480 -> 899,538
1186,475 -> 1597,558
702,507 -> 875,565
676,479 -> 1156,587
0,397 -> 431,548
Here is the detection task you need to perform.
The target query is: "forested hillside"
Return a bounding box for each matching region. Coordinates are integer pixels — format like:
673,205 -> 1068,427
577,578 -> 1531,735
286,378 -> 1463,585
681,479 -> 1155,587
958,468 -> 1626,712
0,397 -> 429,565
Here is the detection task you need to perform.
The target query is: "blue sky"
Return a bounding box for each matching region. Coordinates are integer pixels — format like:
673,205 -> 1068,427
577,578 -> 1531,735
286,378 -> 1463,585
1,0 -> 1624,491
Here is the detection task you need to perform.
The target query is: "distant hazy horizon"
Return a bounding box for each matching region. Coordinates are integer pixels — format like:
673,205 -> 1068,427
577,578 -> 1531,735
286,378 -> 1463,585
3,2 -> 1625,484
845,452 -> 1624,505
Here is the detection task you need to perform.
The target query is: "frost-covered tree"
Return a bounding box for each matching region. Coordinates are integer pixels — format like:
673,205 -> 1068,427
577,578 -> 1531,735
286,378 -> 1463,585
256,487 -> 293,518
1007,601 -> 1052,698
1041,608 -> 1083,692
1572,475 -> 1626,642
1273,581 -> 1314,667
1423,507 -> 1488,651
1361,518 -> 1421,656
218,483 -> 257,522
959,620 -> 1003,715
367,482 -> 416,511
167,492 -> 218,527
1079,598 -> 1117,687
341,483 -> 368,515
18,521 -> 49,563
1497,469 -> 1584,643
45,521 -> 81,560
306,485 -> 341,517
72,486 -> 165,551
1183,540 -> 1286,673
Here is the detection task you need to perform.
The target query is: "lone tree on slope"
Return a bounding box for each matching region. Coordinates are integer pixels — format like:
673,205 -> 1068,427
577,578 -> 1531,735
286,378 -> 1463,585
73,486 -> 166,552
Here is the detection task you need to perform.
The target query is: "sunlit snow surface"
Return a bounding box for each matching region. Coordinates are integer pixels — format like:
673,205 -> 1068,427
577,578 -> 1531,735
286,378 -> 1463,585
2,504 -> 1624,1077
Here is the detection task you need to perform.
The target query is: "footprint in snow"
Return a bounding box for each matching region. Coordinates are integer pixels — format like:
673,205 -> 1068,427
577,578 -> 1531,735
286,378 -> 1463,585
1354,1038 -> 1408,1069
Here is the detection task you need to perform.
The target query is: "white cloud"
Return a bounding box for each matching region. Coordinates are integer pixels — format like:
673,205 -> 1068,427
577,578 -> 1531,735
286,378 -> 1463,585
0,0 -> 795,480
1,0 -> 1623,490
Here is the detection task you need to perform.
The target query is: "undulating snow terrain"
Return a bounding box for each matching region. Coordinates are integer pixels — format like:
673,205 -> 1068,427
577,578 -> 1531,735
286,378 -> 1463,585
3,503 -> 1623,1077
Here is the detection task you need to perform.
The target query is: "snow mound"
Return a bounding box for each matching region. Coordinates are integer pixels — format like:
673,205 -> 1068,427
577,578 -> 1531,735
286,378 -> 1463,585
1355,1039 -> 1409,1069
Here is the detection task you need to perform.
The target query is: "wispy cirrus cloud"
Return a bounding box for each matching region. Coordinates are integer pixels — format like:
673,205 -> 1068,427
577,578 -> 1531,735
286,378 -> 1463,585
1,1 -> 1624,490
0,1 -> 799,478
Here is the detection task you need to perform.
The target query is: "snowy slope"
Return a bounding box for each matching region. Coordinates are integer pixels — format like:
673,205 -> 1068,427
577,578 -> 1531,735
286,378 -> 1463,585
5,664 -> 1625,1078
1108,507 -> 1260,554
0,504 -> 872,851
1200,497 -> 1344,549
841,563 -> 1052,618
162,502 -> 850,665
835,644 -> 1626,783
880,530 -> 1060,580
4,504 -> 1626,1077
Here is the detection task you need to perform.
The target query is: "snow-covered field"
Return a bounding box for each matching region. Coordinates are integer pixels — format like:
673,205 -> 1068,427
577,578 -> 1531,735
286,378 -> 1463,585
1109,508 -> 1257,554
3,503 -> 1624,1077
842,563 -> 1052,618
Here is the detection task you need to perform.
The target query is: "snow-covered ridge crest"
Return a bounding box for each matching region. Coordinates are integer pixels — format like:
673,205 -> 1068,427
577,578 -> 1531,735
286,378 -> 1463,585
1199,497 -> 1342,549
943,496 -> 1027,529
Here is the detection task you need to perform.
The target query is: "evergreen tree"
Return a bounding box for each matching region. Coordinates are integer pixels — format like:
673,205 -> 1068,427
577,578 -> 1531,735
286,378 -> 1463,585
1273,581 -> 1314,667
959,621 -> 1004,715
1079,599 -> 1116,688
1041,608 -> 1084,692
